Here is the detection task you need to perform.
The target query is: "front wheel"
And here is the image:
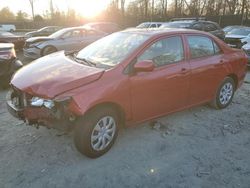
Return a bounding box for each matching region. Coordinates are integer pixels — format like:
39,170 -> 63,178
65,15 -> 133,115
74,107 -> 119,158
211,77 -> 235,109
41,46 -> 57,56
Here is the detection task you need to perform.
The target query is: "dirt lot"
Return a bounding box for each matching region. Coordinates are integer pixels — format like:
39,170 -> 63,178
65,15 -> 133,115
0,53 -> 250,188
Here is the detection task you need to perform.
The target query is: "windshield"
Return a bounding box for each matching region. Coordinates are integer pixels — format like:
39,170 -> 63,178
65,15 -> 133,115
76,32 -> 150,67
38,27 -> 48,32
161,22 -> 192,28
228,28 -> 250,36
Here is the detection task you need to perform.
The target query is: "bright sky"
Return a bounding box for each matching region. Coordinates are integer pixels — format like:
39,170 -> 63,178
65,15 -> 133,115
0,0 -> 110,18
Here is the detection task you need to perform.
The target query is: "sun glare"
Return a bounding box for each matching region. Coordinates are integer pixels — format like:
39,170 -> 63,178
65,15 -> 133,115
75,0 -> 107,18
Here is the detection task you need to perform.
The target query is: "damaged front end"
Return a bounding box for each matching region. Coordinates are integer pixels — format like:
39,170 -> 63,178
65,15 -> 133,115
6,87 -> 77,132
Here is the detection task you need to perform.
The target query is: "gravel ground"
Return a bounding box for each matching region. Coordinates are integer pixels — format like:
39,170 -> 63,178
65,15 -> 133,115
0,54 -> 250,188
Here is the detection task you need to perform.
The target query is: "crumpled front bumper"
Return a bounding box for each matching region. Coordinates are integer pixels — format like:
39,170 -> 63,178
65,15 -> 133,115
6,89 -> 75,131
23,47 -> 41,59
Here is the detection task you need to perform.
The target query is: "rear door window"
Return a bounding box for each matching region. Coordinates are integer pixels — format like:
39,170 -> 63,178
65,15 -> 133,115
187,36 -> 216,59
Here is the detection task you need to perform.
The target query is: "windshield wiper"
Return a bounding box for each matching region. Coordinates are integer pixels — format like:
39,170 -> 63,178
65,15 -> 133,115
74,56 -> 96,67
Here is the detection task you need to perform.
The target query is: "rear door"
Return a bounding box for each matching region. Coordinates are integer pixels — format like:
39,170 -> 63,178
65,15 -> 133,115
129,35 -> 190,122
185,35 -> 226,106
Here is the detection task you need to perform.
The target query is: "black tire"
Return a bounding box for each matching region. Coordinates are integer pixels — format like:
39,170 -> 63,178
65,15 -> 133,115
41,46 -> 57,56
74,107 -> 119,158
211,77 -> 235,109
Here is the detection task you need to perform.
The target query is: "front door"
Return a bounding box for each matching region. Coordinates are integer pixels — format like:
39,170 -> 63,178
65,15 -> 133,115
129,36 -> 190,122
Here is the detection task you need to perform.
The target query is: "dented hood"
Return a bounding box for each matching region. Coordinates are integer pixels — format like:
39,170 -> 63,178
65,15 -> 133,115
11,51 -> 104,98
26,36 -> 53,43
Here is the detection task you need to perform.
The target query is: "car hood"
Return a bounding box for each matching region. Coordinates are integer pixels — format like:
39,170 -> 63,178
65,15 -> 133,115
11,51 -> 104,98
26,36 -> 53,43
25,31 -> 37,35
225,34 -> 247,39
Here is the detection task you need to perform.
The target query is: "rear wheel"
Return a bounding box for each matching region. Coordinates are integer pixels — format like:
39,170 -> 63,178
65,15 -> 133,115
211,77 -> 235,109
41,46 -> 57,56
74,107 -> 119,158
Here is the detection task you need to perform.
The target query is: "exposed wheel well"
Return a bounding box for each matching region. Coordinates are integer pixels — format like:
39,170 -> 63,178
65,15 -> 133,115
227,74 -> 238,90
83,102 -> 126,127
41,45 -> 57,56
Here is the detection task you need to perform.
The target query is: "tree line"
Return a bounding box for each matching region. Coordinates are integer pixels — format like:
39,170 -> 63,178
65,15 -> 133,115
0,0 -> 249,27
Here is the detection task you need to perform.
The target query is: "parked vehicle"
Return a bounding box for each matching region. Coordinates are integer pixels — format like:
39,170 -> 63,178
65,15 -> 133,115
0,32 -> 25,50
136,22 -> 164,28
160,20 -> 225,40
23,27 -> 107,59
241,37 -> 250,66
0,24 -> 16,32
84,22 -> 121,33
0,43 -> 22,88
223,25 -> 241,34
7,29 -> 247,158
24,26 -> 62,38
224,26 -> 250,48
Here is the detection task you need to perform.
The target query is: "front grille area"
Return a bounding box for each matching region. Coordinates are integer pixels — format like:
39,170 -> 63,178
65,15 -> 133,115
224,38 -> 243,49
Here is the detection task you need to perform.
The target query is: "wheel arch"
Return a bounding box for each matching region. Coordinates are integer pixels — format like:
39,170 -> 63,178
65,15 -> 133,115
83,102 -> 126,127
41,45 -> 58,56
226,73 -> 238,90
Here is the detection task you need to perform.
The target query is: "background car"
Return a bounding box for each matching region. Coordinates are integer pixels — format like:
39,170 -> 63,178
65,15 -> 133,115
83,22 -> 121,34
224,26 -> 250,48
160,19 -> 225,40
241,37 -> 250,66
0,32 -> 25,50
0,43 -> 22,88
223,25 -> 241,34
0,24 -> 16,32
7,29 -> 247,158
23,27 -> 107,59
136,22 -> 164,28
24,26 -> 62,38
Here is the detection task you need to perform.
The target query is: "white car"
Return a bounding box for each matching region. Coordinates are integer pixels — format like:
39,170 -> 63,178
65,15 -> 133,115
0,24 -> 16,32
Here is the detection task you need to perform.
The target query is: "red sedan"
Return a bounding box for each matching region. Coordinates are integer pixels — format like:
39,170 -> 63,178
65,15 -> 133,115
7,28 -> 248,158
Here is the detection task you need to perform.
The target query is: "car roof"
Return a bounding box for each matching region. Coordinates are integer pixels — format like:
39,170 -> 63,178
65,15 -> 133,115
122,28 -> 210,36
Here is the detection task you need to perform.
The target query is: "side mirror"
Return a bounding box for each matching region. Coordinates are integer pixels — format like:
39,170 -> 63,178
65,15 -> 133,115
134,60 -> 155,72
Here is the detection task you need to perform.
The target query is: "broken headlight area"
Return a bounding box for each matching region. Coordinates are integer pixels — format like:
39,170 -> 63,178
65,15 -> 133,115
30,97 -> 55,109
7,88 -> 76,131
